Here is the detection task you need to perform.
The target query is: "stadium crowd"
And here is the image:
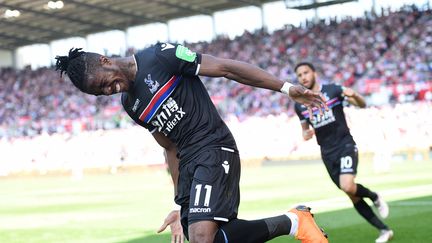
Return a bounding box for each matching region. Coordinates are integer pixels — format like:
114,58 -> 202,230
0,5 -> 431,139
359,8 -> 432,103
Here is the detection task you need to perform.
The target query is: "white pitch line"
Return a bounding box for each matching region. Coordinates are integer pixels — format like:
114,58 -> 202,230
292,184 -> 432,213
241,184 -> 432,220
389,201 -> 432,206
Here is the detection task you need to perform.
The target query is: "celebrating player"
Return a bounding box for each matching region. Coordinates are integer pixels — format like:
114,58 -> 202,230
293,62 -> 393,243
55,44 -> 328,243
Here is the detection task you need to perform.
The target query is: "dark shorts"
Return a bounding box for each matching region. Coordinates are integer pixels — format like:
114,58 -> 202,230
321,143 -> 358,188
175,147 -> 240,239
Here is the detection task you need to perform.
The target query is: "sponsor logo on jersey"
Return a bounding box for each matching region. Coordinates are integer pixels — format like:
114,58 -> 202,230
161,43 -> 175,51
150,97 -> 186,135
301,97 -> 341,118
132,99 -> 140,113
301,97 -> 340,128
222,161 -> 230,174
175,45 -> 196,62
144,74 -> 160,94
189,207 -> 211,213
310,109 -> 336,129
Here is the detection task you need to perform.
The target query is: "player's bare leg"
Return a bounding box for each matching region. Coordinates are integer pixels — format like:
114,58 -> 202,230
189,220 -> 219,243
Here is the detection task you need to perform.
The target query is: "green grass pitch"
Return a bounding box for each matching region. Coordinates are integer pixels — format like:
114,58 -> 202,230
0,159 -> 431,243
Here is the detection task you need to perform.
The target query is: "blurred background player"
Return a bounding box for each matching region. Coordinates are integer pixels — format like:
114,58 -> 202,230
55,45 -> 328,243
293,62 -> 393,243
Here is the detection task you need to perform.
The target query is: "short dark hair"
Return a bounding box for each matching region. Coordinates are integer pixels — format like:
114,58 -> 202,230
55,48 -> 100,92
294,62 -> 316,73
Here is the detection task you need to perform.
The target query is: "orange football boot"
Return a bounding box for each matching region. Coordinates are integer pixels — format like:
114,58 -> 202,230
289,205 -> 328,243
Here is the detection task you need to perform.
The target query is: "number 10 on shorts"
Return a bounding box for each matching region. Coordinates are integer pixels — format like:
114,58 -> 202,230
340,156 -> 353,172
194,184 -> 212,207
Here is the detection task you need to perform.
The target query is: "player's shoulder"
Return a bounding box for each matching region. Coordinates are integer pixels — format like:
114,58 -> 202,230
134,45 -> 157,64
135,42 -> 179,56
322,83 -> 341,89
154,42 -> 193,55
156,42 -> 199,63
322,83 -> 344,93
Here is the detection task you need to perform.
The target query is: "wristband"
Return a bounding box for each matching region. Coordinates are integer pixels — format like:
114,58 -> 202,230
280,82 -> 294,96
173,202 -> 181,211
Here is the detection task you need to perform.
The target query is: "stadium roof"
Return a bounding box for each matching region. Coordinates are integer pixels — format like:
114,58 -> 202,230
0,0 -> 282,51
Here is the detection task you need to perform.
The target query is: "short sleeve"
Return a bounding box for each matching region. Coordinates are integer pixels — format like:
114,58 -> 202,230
155,43 -> 202,76
294,103 -> 307,123
335,84 -> 344,99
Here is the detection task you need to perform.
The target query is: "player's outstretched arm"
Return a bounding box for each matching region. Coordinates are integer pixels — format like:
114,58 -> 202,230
199,54 -> 286,91
199,54 -> 327,112
343,87 -> 366,108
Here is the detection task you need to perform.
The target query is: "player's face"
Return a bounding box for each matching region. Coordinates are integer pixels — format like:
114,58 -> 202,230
296,65 -> 316,89
86,57 -> 131,96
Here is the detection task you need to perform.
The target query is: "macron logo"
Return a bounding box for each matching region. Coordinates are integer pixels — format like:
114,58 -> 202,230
161,43 -> 175,51
222,161 -> 229,174
132,99 -> 140,112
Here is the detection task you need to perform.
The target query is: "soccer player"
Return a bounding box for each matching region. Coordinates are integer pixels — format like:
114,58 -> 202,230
293,62 -> 393,243
55,44 -> 328,243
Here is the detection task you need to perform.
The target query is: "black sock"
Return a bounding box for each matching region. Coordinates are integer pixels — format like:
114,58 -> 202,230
355,184 -> 378,201
263,215 -> 292,239
354,199 -> 388,230
214,215 -> 291,243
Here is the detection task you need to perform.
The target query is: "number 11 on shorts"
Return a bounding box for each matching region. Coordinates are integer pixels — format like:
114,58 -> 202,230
194,184 -> 212,207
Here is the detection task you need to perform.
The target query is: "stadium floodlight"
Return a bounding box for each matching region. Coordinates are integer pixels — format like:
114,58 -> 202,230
47,1 -> 64,10
284,0 -> 357,10
4,9 -> 21,18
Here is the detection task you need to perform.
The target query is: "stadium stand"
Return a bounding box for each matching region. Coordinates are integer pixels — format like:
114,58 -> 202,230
360,7 -> 432,103
0,6 -> 431,174
1,6 -> 430,138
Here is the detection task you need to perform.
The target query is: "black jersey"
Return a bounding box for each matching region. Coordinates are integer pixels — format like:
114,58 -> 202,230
294,84 -> 355,152
121,43 -> 237,162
